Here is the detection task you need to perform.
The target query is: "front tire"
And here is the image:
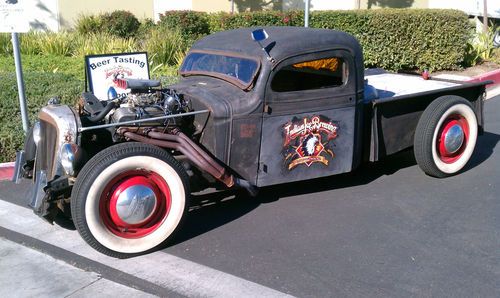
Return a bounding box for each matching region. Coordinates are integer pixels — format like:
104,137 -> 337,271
71,142 -> 189,258
414,96 -> 478,178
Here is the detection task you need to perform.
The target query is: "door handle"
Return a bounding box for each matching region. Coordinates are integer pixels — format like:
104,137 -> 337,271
264,104 -> 272,115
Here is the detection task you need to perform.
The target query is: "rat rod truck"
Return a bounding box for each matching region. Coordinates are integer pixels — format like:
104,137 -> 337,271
13,27 -> 488,257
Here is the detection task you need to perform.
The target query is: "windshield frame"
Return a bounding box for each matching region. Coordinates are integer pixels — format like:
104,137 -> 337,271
179,49 -> 261,90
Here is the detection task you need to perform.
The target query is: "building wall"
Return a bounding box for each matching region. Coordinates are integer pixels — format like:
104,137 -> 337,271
154,0 -> 193,21
58,0 -> 154,29
360,0 -> 429,9
429,0 -> 500,18
284,0 -> 357,11
26,0 -> 60,31
193,0 -> 232,13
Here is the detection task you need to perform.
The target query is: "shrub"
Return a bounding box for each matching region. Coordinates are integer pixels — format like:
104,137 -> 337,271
101,10 -> 141,38
137,18 -> 157,39
208,10 -> 304,32
71,32 -> 138,57
75,11 -> 140,38
491,48 -> 500,65
158,11 -> 210,40
475,24 -> 497,61
353,9 -> 472,71
19,31 -> 42,55
75,14 -> 104,35
145,27 -> 186,68
37,31 -> 74,56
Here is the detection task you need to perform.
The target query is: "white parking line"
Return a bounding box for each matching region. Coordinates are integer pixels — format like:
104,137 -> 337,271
0,200 -> 293,298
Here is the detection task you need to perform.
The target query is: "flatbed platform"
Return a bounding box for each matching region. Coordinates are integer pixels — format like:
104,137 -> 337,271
364,69 -> 460,100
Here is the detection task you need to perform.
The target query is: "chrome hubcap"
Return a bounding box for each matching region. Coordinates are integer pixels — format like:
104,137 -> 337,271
116,185 -> 157,225
444,124 -> 464,154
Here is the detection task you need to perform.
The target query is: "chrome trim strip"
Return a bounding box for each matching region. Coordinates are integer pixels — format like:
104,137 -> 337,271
78,110 -> 210,132
29,170 -> 47,215
12,150 -> 25,184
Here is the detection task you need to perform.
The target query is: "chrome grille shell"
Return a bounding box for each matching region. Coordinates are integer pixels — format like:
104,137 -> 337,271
34,105 -> 80,180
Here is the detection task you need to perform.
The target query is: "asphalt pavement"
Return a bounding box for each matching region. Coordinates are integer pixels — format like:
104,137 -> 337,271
0,95 -> 499,297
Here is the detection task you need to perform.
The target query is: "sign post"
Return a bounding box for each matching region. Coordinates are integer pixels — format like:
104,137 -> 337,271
1,0 -> 30,133
11,33 -> 29,133
304,0 -> 310,28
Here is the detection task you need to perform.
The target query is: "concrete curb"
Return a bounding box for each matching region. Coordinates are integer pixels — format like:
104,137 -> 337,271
466,69 -> 500,87
0,163 -> 14,181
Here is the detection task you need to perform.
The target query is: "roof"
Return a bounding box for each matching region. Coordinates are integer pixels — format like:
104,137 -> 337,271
190,26 -> 363,63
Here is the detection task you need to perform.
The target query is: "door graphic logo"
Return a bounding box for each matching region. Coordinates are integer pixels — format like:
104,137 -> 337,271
282,116 -> 338,170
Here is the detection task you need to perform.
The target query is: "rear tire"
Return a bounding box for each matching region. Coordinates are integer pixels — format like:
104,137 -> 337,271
71,142 -> 189,258
414,96 -> 478,178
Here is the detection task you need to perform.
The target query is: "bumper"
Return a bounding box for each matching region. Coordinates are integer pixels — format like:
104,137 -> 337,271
29,170 -> 48,217
13,150 -> 50,218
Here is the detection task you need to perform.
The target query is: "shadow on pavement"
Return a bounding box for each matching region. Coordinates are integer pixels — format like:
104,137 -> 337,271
463,131 -> 500,172
171,148 -> 417,246
171,129 -> 498,245
170,189 -> 260,246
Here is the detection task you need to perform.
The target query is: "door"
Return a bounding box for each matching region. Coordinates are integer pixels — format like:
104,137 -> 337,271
257,50 -> 358,187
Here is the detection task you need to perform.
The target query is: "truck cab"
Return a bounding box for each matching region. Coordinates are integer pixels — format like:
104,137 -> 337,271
173,27 -> 365,187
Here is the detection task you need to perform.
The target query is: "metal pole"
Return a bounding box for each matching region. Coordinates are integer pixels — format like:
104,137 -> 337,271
11,32 -> 29,133
231,0 -> 235,14
482,0 -> 488,33
304,0 -> 310,27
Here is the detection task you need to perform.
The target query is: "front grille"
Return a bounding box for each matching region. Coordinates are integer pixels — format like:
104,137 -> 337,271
35,120 -> 58,179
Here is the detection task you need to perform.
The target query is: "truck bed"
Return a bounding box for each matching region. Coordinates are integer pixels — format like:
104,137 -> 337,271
364,69 -> 460,100
363,69 -> 487,163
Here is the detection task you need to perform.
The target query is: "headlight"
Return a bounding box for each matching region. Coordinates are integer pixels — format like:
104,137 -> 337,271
59,143 -> 82,176
32,121 -> 41,146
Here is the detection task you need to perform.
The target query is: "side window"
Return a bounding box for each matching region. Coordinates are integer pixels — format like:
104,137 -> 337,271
271,57 -> 348,92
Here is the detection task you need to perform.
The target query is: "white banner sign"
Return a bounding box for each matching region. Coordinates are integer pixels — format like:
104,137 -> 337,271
0,0 -> 29,33
85,52 -> 150,101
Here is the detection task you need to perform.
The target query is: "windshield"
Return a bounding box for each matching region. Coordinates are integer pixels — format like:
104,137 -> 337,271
180,52 -> 260,89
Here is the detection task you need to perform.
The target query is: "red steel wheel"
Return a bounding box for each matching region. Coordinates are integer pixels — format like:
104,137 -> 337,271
436,115 -> 469,164
99,171 -> 171,239
414,96 -> 478,178
71,142 -> 189,258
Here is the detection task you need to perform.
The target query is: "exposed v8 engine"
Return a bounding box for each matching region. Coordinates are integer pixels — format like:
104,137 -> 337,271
110,89 -> 190,125
80,79 -> 191,128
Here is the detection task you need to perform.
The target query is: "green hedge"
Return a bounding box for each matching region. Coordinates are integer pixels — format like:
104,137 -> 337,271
0,71 -> 84,163
208,10 -> 304,31
310,9 -> 472,71
162,9 -> 473,71
158,11 -> 210,41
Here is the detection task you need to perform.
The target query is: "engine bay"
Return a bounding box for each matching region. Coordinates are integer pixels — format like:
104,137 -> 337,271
80,79 -> 191,128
